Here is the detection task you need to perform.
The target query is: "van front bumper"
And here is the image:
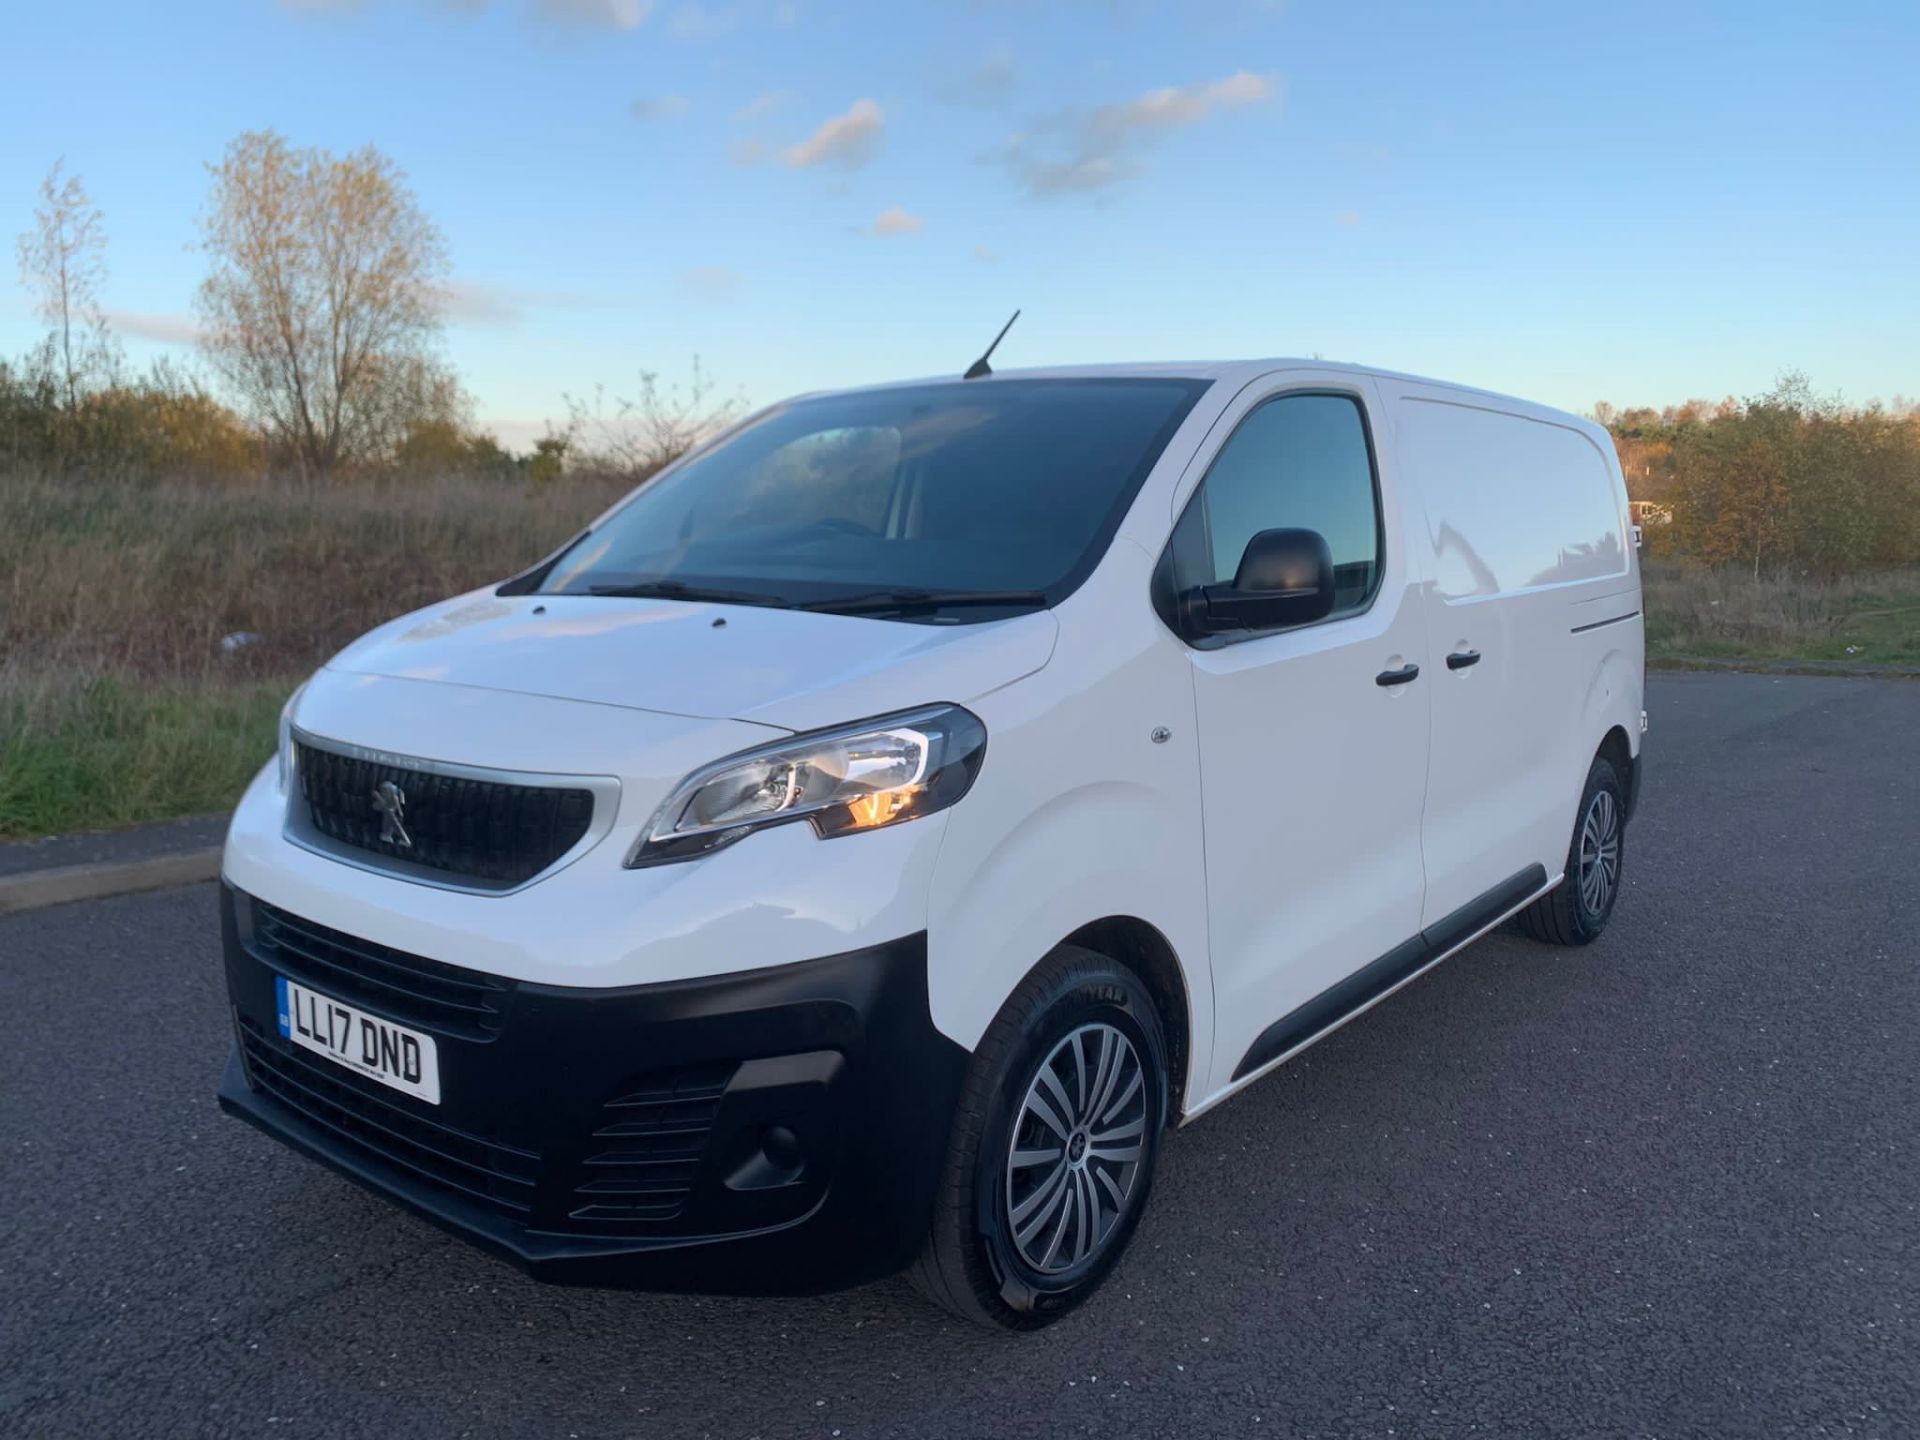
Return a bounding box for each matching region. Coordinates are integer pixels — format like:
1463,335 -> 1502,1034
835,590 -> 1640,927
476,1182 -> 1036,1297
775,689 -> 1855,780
216,884 -> 968,1294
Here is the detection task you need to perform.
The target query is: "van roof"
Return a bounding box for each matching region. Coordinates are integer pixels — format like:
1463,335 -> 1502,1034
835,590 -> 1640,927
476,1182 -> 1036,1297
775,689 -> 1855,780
818,359 -> 1595,433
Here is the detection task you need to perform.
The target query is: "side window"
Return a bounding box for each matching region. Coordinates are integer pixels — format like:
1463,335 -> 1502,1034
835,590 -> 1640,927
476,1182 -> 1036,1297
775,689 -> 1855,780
1171,392 -> 1381,620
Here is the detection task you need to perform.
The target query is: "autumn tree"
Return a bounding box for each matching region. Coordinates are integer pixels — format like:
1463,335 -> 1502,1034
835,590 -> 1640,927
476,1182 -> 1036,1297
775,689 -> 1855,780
1603,374 -> 1920,577
195,130 -> 453,474
16,160 -> 118,408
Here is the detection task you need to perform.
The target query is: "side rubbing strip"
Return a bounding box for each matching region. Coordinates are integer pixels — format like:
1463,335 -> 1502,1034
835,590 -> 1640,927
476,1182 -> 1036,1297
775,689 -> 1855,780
1571,610 -> 1640,635
1230,864 -> 1549,1082
1420,863 -> 1546,958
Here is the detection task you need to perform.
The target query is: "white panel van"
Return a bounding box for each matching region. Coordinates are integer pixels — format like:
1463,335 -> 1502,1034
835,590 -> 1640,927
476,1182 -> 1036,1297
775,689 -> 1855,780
217,359 -> 1644,1328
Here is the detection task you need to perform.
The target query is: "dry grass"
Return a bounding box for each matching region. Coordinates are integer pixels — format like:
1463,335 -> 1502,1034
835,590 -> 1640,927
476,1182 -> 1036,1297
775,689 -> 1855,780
1641,562 -> 1920,666
1,469 -> 628,680
0,468 -> 629,838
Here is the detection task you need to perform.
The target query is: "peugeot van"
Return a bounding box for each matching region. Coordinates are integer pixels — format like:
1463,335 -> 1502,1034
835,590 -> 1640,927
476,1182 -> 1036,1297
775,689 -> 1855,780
217,359 -> 1644,1328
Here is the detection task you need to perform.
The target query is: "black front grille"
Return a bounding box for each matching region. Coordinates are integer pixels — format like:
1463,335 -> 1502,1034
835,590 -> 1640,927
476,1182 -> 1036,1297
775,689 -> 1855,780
569,1063 -> 736,1226
253,900 -> 510,1039
295,739 -> 595,888
238,1018 -> 539,1217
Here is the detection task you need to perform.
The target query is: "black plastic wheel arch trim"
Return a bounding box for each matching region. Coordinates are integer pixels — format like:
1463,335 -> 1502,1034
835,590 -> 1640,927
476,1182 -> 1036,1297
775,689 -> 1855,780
1230,864 -> 1548,1082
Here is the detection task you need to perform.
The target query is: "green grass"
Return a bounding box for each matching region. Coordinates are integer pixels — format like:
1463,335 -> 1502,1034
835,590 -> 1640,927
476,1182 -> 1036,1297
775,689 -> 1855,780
1650,600 -> 1920,666
1643,563 -> 1920,667
0,675 -> 289,839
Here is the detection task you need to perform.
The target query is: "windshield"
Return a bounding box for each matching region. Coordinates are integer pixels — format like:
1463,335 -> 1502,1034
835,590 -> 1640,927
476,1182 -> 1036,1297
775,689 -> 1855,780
535,377 -> 1209,619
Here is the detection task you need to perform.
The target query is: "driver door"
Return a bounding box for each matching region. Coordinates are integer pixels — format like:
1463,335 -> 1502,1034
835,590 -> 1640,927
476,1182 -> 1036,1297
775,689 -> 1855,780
1170,376 -> 1433,1095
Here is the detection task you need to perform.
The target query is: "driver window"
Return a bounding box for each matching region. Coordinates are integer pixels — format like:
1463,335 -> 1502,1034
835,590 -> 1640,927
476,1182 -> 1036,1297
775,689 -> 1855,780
1172,392 -> 1381,617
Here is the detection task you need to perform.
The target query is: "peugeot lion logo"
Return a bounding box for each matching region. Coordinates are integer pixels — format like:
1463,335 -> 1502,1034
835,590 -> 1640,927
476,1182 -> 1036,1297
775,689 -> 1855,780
371,780 -> 413,849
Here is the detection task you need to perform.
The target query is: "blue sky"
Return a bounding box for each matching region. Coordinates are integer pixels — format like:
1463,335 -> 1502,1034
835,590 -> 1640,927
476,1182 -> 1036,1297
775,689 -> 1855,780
3,0 -> 1916,447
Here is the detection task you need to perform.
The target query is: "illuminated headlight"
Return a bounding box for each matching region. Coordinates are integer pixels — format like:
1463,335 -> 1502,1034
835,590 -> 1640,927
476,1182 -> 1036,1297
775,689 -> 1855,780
276,682 -> 308,794
628,705 -> 987,868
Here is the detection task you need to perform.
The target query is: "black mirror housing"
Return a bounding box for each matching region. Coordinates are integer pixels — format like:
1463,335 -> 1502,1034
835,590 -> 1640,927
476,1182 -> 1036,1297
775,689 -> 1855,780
1194,527 -> 1335,633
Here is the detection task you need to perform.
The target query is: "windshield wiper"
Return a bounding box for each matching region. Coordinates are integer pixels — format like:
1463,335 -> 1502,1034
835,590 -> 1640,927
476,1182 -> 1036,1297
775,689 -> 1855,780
584,580 -> 790,608
797,588 -> 1050,616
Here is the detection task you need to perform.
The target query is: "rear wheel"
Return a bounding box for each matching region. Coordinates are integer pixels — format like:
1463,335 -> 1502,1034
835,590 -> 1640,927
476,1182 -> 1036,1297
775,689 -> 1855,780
1515,752 -> 1626,946
909,946 -> 1167,1329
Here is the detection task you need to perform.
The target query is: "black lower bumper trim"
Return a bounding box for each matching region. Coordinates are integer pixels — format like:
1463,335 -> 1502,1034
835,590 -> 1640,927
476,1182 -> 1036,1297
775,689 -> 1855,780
218,884 -> 967,1294
1231,864 -> 1548,1081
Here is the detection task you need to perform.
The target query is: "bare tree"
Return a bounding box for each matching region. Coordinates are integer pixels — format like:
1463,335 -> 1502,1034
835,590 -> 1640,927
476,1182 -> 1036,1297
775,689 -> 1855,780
560,357 -> 748,479
195,130 -> 453,474
16,160 -> 118,408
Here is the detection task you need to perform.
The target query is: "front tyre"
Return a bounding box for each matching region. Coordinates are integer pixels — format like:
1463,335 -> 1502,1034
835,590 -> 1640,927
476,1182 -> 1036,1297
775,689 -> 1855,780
909,946 -> 1168,1329
1515,752 -> 1626,946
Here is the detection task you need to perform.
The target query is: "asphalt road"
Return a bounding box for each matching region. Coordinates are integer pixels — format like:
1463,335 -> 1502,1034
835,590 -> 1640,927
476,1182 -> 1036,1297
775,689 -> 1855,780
3,672 -> 1916,1439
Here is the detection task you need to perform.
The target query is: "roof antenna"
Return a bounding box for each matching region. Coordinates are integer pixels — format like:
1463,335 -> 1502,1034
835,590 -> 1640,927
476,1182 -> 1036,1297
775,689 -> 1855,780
963,309 -> 1020,380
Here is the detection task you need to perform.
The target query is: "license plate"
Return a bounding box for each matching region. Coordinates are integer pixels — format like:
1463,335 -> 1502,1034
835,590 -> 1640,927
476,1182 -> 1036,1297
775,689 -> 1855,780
275,976 -> 441,1104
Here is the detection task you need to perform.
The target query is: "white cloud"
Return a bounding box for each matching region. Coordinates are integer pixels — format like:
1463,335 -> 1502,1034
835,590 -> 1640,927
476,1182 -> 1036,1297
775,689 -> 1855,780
782,98 -> 884,170
534,0 -> 653,28
938,42 -> 1017,108
1000,70 -> 1278,198
732,90 -> 791,123
1118,70 -> 1273,122
629,93 -> 690,120
105,310 -> 202,346
871,207 -> 924,237
436,280 -> 597,326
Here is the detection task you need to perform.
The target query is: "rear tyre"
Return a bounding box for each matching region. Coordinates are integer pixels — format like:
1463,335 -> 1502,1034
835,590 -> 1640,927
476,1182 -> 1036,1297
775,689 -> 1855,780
1515,752 -> 1626,946
908,946 -> 1167,1330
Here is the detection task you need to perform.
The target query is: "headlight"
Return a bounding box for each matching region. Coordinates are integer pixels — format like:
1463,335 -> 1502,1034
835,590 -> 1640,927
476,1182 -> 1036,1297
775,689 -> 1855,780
276,682 -> 308,794
628,704 -> 987,868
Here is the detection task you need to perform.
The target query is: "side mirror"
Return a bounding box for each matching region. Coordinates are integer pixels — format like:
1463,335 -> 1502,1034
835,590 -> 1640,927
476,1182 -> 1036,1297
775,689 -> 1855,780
1194,527 -> 1335,633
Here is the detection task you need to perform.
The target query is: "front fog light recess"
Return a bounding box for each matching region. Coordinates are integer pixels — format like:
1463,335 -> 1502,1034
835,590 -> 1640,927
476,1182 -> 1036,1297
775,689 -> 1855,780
628,704 -> 987,867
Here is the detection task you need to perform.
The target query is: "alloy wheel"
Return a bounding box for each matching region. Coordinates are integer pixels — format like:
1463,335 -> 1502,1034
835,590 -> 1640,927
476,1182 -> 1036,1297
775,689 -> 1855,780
1004,1022 -> 1147,1274
1578,787 -> 1621,917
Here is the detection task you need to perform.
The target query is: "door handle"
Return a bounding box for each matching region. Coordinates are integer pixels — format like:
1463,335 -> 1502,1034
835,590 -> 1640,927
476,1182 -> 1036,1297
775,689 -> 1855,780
1375,663 -> 1421,687
1446,649 -> 1481,670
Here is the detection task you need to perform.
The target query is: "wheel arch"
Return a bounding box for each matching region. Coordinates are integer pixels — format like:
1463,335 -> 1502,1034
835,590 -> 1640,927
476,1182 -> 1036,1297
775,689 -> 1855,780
1059,916 -> 1195,1123
1572,636 -> 1644,830
1597,722 -> 1637,819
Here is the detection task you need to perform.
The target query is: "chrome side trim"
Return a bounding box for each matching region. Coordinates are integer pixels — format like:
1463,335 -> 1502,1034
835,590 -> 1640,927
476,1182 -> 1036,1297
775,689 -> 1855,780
283,726 -> 621,898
